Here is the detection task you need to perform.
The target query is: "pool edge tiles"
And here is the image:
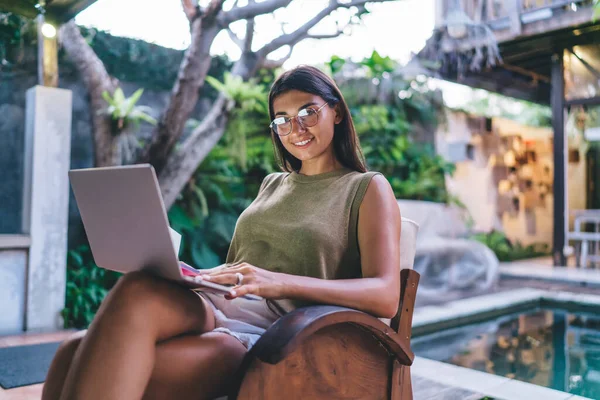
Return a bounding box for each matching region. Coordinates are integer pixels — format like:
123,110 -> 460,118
543,290 -> 600,307
412,357 -> 593,400
412,288 -> 600,336
412,288 -> 547,336
500,263 -> 600,287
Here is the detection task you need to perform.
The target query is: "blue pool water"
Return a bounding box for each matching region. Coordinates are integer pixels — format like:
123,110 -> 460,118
412,308 -> 600,398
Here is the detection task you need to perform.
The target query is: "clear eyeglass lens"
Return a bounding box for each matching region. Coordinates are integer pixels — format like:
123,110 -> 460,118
271,107 -> 320,136
298,108 -> 318,126
273,119 -> 292,135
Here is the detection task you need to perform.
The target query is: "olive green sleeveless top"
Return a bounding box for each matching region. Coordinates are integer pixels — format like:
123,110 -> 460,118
226,168 -> 381,311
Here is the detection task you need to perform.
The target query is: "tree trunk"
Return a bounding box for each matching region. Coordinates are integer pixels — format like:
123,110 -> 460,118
138,16 -> 220,175
158,93 -> 233,208
158,52 -> 265,209
59,22 -> 118,167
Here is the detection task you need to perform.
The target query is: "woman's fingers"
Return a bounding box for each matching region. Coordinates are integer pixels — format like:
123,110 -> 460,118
226,285 -> 258,299
203,273 -> 239,285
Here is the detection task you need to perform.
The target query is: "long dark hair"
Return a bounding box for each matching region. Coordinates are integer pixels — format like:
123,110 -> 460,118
268,65 -> 367,173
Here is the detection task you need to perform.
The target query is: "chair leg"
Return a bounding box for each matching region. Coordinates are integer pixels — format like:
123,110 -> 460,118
390,361 -> 412,400
581,240 -> 589,269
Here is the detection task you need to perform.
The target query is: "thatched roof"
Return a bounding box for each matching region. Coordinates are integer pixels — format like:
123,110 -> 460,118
0,0 -> 97,24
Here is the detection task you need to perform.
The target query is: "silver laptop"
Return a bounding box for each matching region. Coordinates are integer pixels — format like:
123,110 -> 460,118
69,164 -> 260,300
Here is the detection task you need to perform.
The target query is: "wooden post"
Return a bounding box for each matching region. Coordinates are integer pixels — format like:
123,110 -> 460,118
551,52 -> 567,266
37,14 -> 59,87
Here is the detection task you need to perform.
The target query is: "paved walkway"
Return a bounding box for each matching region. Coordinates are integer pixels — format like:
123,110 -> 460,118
0,330 -> 74,400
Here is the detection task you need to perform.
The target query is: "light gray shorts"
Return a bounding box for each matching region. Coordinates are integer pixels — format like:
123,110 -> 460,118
195,291 -> 284,350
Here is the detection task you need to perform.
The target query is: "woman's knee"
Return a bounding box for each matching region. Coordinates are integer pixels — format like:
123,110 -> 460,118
107,271 -> 168,309
202,333 -> 247,369
99,271 -> 164,322
112,271 -> 160,299
54,330 -> 87,363
101,271 -> 210,333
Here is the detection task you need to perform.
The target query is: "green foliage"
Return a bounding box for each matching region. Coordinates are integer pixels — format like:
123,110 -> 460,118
62,245 -> 121,329
102,87 -> 157,132
345,70 -> 452,203
594,0 -> 600,21
205,72 -> 268,113
205,72 -> 270,171
355,104 -> 454,202
326,55 -> 346,76
330,53 -> 451,203
471,231 -> 550,262
0,12 -> 33,67
360,50 -> 396,78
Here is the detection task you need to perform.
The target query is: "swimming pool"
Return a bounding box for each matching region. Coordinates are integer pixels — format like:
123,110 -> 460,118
412,307 -> 600,399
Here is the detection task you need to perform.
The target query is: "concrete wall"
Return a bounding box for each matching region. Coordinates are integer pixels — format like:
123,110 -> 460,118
21,87 -> 72,332
0,238 -> 29,335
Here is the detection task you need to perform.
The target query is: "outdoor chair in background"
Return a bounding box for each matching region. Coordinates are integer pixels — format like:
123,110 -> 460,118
568,210 -> 600,268
227,217 -> 420,400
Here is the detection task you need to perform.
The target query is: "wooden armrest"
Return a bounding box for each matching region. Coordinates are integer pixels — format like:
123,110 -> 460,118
249,305 -> 414,366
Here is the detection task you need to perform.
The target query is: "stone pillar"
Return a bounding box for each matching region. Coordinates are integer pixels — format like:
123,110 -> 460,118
22,86 -> 72,332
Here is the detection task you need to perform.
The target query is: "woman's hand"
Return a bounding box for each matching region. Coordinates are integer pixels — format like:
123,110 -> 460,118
198,262 -> 290,300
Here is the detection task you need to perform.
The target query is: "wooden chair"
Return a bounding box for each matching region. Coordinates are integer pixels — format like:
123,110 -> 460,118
229,217 -> 420,400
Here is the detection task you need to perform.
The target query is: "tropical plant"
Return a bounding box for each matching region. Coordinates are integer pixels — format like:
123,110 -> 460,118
205,72 -> 270,170
101,87 -> 157,133
360,50 -> 396,78
0,12 -> 31,67
346,78 -> 453,203
62,245 -> 121,328
471,230 -> 550,262
326,55 -> 346,76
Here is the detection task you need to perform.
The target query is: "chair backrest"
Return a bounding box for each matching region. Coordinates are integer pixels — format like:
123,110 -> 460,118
399,217 -> 419,270
380,217 -> 419,327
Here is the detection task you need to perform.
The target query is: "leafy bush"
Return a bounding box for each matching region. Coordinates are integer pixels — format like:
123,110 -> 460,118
62,245 -> 121,329
0,12 -> 34,67
471,230 -> 550,262
352,104 -> 455,203
102,87 -> 157,132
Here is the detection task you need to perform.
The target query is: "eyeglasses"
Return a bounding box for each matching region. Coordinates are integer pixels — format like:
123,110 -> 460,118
269,103 -> 328,136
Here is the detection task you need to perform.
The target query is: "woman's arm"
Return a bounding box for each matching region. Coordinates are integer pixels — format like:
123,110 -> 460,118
203,175 -> 402,319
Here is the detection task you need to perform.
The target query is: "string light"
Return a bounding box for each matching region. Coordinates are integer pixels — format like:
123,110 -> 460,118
41,23 -> 56,38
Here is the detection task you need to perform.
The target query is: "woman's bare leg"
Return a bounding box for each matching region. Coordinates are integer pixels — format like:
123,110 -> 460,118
58,271 -> 216,400
143,332 -> 247,400
43,331 -> 247,400
42,330 -> 87,400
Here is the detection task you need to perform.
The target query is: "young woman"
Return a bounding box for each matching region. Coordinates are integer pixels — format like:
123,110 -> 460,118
43,65 -> 401,400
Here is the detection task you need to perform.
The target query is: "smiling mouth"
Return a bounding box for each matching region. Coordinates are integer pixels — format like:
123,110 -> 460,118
293,137 -> 314,146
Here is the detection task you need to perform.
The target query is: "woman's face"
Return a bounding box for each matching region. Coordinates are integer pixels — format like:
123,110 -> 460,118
271,90 -> 341,168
